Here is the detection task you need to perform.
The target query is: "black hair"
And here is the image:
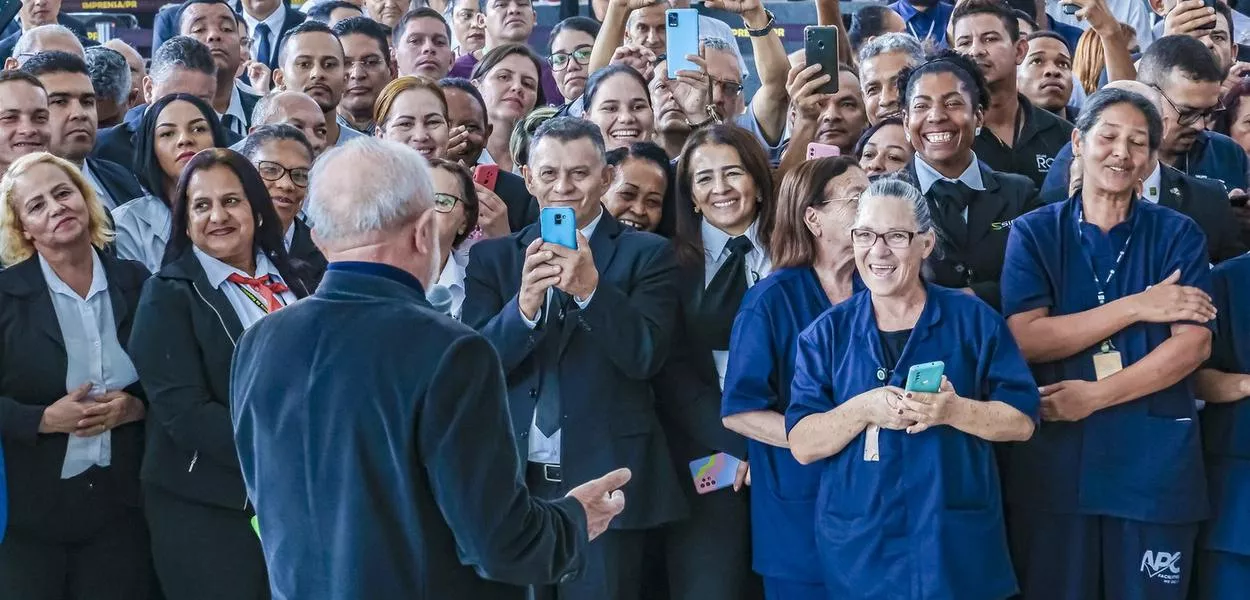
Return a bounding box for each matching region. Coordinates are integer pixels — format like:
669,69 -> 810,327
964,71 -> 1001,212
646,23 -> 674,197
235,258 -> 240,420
19,50 -> 89,78
0,69 -> 45,93
133,93 -> 230,206
175,0 -> 234,31
1075,88 -> 1164,152
393,7 -> 450,46
1024,30 -> 1069,48
849,6 -> 900,52
605,141 -> 677,238
426,158 -> 480,248
581,64 -> 651,112
470,42 -> 546,107
309,0 -> 363,23
151,36 -> 217,81
951,0 -> 1021,42
1215,0 -> 1235,40
852,117 -> 906,158
438,76 -> 489,124
239,123 -> 315,163
1139,35 -> 1224,85
548,16 -> 600,49
277,20 -> 341,66
899,49 -> 991,111
333,15 -> 392,61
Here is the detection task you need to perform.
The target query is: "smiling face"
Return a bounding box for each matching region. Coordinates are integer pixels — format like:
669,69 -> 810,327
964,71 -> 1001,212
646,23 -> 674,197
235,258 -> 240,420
443,86 -> 490,163
605,156 -> 666,231
451,0 -> 486,54
861,50 -> 913,125
185,164 -> 255,270
0,80 -> 50,171
395,17 -> 454,79
180,2 -> 243,77
689,143 -> 759,236
524,136 -> 612,228
154,100 -> 216,184
249,138 -> 311,233
814,71 -> 868,153
39,70 -> 96,164
475,53 -> 538,124
378,87 -> 449,160
550,28 -> 594,102
859,123 -> 914,177
429,165 -> 468,252
277,31 -> 346,113
1017,36 -> 1072,113
952,13 -> 1025,88
852,193 -> 934,298
12,161 -> 90,253
341,33 -> 392,120
904,71 -> 981,173
485,0 -> 535,44
1072,102 -> 1153,197
587,73 -> 654,151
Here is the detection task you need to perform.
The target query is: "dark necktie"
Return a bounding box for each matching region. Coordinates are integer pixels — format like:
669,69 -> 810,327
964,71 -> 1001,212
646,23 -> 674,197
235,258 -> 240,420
535,290 -> 570,437
690,236 -> 754,351
254,22 -> 272,67
222,113 -> 244,137
927,179 -> 974,247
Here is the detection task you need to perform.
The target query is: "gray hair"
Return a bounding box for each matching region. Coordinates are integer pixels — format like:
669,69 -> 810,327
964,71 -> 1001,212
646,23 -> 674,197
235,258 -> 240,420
1074,88 -> 1164,153
149,36 -> 217,85
527,116 -> 606,166
250,91 -> 282,128
13,25 -> 84,63
84,46 -> 131,105
701,35 -> 744,67
305,138 -> 433,243
857,176 -> 934,233
858,32 -> 924,68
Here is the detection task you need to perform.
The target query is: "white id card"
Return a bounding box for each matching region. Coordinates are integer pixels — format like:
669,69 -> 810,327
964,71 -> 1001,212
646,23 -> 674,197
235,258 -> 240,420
863,425 -> 880,462
1093,350 -> 1123,381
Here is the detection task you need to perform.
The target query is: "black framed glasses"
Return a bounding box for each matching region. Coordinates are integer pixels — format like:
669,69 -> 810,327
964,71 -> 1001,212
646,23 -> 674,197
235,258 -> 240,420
550,46 -> 592,71
434,192 -> 462,213
255,161 -> 310,188
1151,84 -> 1224,127
850,228 -> 920,248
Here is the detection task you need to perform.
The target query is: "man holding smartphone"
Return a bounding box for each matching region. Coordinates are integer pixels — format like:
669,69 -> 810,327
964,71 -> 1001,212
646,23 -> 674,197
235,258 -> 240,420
463,117 -> 685,600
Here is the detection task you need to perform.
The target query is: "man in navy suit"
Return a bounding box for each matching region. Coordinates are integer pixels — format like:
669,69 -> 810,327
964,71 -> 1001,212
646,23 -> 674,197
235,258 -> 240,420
176,0 -> 262,137
231,137 -> 631,600
154,0 -> 306,68
0,0 -> 94,61
463,117 -> 687,600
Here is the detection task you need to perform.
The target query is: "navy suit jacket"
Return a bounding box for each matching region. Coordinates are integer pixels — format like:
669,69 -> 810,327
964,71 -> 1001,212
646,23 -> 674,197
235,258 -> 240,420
154,2 -> 305,69
495,170 -> 539,233
85,157 -> 143,210
231,265 -> 588,600
462,212 -> 688,530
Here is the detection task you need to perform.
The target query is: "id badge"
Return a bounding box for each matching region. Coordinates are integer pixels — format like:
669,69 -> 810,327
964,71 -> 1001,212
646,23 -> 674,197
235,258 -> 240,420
863,425 -> 881,462
1093,351 -> 1123,381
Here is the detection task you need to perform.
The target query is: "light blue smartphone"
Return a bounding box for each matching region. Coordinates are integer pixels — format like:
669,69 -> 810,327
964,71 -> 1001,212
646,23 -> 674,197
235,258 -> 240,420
689,452 -> 743,495
665,9 -> 700,80
540,207 -> 577,250
905,361 -> 945,393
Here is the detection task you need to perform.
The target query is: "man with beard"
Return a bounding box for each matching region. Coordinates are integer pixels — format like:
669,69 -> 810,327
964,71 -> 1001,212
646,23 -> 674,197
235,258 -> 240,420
177,0 -> 261,137
333,16 -> 394,135
447,0 -> 563,103
273,20 -> 366,147
858,32 -> 924,126
22,52 -> 143,211
888,0 -> 955,49
392,8 -> 456,80
0,70 -> 51,174
1016,31 -> 1076,122
953,0 -> 1072,189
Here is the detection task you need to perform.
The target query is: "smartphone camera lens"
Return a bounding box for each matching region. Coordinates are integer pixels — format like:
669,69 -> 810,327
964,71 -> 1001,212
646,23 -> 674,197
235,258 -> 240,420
668,13 -> 678,27
554,214 -> 564,225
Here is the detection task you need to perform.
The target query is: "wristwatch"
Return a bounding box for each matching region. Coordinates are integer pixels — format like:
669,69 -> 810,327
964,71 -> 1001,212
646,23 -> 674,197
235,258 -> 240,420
745,9 -> 776,37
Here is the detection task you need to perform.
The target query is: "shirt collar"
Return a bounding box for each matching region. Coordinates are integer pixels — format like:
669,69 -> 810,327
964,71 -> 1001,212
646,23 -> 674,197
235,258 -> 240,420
133,196 -> 173,242
224,83 -> 246,124
436,248 -> 468,290
914,153 -> 986,194
192,246 -> 282,289
284,222 -> 295,251
243,4 -> 285,34
1142,162 -> 1163,204
38,250 -> 108,300
701,217 -> 762,260
581,208 -> 604,239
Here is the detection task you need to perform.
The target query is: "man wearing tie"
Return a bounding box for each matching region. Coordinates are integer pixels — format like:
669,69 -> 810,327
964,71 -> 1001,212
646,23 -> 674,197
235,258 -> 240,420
176,0 -> 261,137
463,117 -> 687,600
241,0 -> 306,70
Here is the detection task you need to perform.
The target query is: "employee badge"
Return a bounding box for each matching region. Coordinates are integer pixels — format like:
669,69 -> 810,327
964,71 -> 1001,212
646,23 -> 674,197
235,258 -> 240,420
1092,341 -> 1123,381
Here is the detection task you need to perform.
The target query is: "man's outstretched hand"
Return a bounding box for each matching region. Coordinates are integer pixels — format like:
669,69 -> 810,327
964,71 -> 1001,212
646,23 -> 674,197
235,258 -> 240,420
566,468 -> 631,540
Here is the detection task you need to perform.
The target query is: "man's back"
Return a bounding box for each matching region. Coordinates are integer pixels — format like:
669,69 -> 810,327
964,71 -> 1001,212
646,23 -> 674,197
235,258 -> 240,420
230,266 -> 587,600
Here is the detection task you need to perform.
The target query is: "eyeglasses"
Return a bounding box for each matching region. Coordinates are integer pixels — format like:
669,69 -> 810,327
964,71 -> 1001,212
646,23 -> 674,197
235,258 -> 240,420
346,56 -> 387,73
709,75 -> 744,98
255,161 -> 310,188
1151,84 -> 1224,127
550,47 -> 592,71
434,192 -> 462,213
819,194 -> 861,207
850,228 -> 921,248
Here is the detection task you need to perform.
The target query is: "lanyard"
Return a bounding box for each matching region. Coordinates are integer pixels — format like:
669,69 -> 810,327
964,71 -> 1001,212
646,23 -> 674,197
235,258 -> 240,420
1076,202 -> 1132,352
234,282 -> 285,314
907,17 -> 936,41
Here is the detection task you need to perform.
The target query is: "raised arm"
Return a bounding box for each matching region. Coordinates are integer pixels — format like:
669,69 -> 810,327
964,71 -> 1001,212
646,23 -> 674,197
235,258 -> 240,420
590,0 -> 657,73
815,0 -> 854,68
708,0 -> 791,143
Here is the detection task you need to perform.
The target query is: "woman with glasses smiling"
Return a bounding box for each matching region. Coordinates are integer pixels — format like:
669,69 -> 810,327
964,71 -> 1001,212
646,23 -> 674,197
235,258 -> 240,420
239,124 -> 327,287
787,176 -> 1037,600
427,158 -> 480,318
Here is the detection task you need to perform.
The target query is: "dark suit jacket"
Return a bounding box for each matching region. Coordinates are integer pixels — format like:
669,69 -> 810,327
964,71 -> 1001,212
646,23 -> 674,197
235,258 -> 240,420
495,170 -> 540,233
128,250 -> 308,511
93,104 -> 242,173
288,218 -> 327,288
154,2 -> 305,69
462,212 -> 687,530
906,160 -> 1041,311
85,157 -> 143,211
0,251 -> 148,539
231,265 -> 589,599
0,14 -> 96,61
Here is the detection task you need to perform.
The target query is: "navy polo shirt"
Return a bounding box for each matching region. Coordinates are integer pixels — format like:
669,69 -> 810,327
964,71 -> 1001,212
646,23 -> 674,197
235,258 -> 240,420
889,0 -> 954,48
973,94 -> 1075,190
1001,195 -> 1212,524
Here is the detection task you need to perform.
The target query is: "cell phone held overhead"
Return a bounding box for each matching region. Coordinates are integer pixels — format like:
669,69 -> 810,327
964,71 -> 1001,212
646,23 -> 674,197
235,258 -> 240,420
804,26 -> 840,94
666,9 -> 700,80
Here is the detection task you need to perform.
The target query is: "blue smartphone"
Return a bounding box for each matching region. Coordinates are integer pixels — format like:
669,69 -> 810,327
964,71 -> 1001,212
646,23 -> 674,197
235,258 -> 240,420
540,207 -> 577,250
689,452 -> 743,495
665,9 -> 700,80
905,361 -> 945,393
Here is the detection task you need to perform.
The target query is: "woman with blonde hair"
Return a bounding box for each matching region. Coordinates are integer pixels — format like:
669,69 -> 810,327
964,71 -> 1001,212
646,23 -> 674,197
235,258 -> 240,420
0,152 -> 153,598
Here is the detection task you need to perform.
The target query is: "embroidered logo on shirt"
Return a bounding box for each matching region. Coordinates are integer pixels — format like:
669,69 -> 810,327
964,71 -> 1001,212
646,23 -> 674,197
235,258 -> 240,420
990,220 -> 1015,231
1140,550 -> 1182,584
1035,154 -> 1055,173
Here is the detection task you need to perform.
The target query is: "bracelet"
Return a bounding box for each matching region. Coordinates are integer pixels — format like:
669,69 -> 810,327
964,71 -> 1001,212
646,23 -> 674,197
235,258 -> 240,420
744,9 -> 775,37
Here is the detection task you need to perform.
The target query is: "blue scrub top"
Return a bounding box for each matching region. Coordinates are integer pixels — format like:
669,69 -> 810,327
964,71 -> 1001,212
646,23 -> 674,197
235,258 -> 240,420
1001,195 -> 1212,525
785,284 -> 1038,600
722,266 -> 832,583
1199,254 -> 1250,557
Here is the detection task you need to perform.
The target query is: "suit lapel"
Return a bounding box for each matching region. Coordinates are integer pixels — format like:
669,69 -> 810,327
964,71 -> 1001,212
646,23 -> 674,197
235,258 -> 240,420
556,211 -> 621,356
13,258 -> 68,351
101,252 -> 133,337
1158,166 -> 1186,211
965,164 -> 1008,248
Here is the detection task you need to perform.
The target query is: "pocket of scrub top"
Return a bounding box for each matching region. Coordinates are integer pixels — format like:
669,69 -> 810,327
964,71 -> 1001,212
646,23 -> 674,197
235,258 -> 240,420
939,431 -> 995,511
935,506 -> 1018,599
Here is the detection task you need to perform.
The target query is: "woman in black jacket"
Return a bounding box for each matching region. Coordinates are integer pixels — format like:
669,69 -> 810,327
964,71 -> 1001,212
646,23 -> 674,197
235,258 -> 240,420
0,152 -> 152,599
129,149 -> 312,600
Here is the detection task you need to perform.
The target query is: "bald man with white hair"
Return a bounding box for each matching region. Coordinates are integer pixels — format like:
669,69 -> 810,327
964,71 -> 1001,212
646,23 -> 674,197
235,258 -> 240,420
229,89 -> 327,155
2,24 -> 83,69
229,137 -> 631,600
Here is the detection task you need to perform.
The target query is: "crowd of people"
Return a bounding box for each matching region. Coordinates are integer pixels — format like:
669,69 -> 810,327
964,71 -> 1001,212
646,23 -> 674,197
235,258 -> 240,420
1,0 -> 1250,597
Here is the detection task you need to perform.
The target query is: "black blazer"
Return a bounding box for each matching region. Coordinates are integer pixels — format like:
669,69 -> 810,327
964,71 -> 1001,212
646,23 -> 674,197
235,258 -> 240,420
153,2 -> 306,69
462,212 -> 688,530
288,218 -> 327,288
496,170 -> 540,233
128,249 -> 308,511
906,160 -> 1041,311
0,14 -> 96,60
0,251 -> 149,538
93,104 -> 243,170
85,157 -> 143,210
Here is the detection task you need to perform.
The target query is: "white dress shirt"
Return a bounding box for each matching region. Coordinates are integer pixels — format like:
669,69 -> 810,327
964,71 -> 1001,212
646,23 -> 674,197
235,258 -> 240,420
702,218 -> 771,387
914,153 -> 987,221
435,247 -> 470,319
283,222 -> 296,252
193,248 -> 297,330
39,252 -> 139,479
111,195 -> 170,273
525,209 -> 603,464
242,5 -> 286,63
222,83 -> 248,137
1141,162 -> 1164,205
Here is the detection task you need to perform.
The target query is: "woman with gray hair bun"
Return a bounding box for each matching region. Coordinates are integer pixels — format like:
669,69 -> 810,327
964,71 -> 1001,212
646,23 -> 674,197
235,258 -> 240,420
787,175 -> 1038,599
1001,87 -> 1219,598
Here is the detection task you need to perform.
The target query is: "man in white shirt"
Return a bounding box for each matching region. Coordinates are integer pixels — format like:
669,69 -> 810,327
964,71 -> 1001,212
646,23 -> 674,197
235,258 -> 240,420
177,0 -> 259,137
240,0 -> 306,69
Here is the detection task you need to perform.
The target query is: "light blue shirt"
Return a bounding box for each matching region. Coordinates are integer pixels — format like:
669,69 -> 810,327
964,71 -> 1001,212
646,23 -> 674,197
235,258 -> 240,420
702,218 -> 770,387
193,248 -> 297,330
914,153 -> 986,222
334,114 -> 369,146
111,195 -> 170,273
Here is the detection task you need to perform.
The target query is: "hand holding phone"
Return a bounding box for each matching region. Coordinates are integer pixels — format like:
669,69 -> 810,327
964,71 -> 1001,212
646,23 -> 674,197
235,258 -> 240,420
689,452 -> 744,494
803,26 -> 840,94
665,9 -> 700,79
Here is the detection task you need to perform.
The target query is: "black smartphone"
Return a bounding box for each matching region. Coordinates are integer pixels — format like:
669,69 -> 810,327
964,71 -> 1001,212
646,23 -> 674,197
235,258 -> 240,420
1199,0 -> 1218,29
804,26 -> 839,95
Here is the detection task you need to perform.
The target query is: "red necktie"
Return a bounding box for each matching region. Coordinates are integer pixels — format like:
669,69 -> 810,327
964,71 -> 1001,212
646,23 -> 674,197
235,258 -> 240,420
227,273 -> 289,313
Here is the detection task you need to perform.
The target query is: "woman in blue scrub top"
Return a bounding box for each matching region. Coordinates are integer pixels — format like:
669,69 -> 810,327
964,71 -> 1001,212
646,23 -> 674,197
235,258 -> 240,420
1191,254 -> 1250,599
722,156 -> 869,599
786,177 -> 1038,600
1000,88 -> 1218,600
